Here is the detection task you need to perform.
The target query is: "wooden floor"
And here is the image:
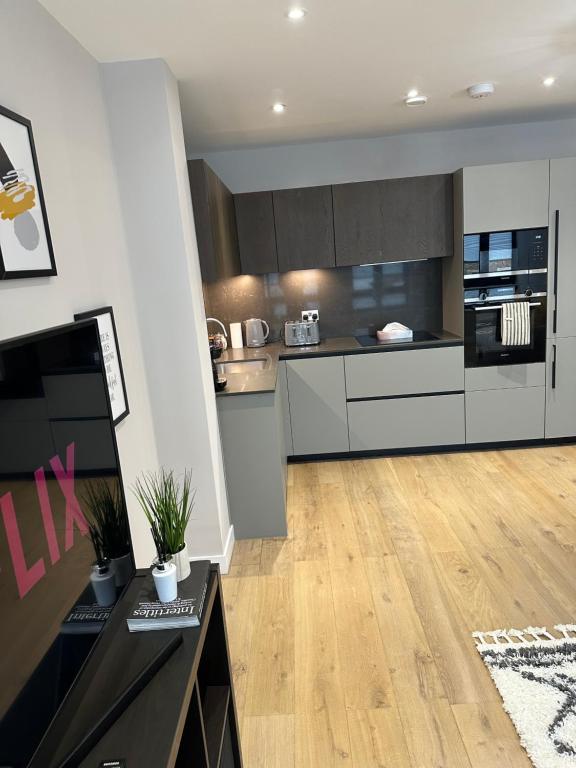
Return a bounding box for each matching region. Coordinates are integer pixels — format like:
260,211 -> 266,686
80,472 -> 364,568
222,446 -> 576,767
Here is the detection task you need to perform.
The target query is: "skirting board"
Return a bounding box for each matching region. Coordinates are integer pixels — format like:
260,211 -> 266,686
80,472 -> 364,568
189,524 -> 235,575
289,436 -> 576,463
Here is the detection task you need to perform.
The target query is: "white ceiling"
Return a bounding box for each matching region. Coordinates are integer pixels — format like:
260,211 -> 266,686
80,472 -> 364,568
40,0 -> 576,152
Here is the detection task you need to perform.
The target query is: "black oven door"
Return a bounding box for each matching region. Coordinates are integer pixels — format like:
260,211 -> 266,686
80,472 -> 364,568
464,299 -> 547,367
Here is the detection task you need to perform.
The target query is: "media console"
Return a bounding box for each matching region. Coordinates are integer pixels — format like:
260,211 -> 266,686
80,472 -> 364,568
31,565 -> 243,768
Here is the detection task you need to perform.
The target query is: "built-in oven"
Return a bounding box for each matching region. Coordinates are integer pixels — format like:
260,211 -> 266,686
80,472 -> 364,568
464,227 -> 548,277
464,272 -> 547,367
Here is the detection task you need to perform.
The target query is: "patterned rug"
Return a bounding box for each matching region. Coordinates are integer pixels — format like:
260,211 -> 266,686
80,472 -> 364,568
474,625 -> 576,767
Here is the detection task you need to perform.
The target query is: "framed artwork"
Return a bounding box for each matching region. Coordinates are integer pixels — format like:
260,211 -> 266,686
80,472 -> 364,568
74,307 -> 130,426
0,104 -> 56,279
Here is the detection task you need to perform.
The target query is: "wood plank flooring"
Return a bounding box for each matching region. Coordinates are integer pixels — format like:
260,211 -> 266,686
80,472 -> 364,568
223,446 -> 576,767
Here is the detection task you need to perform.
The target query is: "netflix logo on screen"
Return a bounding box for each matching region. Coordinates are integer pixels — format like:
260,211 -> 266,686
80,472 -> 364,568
0,442 -> 88,599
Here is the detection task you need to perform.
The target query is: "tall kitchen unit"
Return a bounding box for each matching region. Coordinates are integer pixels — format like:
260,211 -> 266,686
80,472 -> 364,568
457,160 -> 550,443
546,158 -> 576,438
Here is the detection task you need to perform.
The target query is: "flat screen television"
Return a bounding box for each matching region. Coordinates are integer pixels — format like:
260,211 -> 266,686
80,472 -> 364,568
0,320 -> 134,768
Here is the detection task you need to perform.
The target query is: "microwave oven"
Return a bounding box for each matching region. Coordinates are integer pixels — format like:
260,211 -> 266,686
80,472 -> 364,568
464,227 -> 548,278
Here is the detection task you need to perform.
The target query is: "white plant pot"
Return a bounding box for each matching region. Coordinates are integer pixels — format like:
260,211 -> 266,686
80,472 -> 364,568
173,543 -> 191,582
152,561 -> 178,603
110,553 -> 132,588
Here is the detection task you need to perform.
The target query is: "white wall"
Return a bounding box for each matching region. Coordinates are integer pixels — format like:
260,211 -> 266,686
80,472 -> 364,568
191,116 -> 576,193
0,0 -> 159,565
101,59 -> 233,565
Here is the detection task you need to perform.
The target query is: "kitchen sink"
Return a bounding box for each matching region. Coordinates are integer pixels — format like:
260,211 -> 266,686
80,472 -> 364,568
216,359 -> 269,375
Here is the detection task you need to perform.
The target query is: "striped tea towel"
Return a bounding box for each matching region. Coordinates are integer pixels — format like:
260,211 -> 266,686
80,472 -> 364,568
501,301 -> 530,346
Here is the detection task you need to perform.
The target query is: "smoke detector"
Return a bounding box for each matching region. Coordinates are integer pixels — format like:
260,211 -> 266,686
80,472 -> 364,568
467,83 -> 495,99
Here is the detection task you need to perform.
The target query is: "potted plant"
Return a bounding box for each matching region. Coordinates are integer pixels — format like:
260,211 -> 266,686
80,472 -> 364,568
83,480 -> 132,587
87,517 -> 116,607
134,469 -> 195,582
149,519 -> 178,603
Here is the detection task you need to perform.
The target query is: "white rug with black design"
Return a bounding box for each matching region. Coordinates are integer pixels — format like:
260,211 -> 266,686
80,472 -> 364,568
474,625 -> 576,767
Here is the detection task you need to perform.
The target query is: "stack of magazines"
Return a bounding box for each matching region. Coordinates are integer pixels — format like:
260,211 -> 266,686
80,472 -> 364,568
127,560 -> 210,632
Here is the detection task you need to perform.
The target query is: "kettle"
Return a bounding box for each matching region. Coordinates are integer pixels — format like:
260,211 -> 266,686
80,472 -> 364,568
244,318 -> 270,348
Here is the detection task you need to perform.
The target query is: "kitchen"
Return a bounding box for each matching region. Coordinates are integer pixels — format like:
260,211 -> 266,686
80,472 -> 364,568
191,156 -> 576,540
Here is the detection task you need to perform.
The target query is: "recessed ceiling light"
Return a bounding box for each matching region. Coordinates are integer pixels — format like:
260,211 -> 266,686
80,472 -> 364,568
272,102 -> 287,114
467,82 -> 495,99
404,90 -> 427,106
286,7 -> 307,20
543,76 -> 556,87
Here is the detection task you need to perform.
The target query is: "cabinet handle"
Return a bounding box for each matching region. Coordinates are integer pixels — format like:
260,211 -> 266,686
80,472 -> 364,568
552,343 -> 557,390
553,209 -> 560,333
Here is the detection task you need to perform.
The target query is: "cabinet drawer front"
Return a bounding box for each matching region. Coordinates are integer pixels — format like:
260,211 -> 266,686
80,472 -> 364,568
345,347 -> 464,400
466,387 -> 545,444
465,363 -> 545,391
287,357 -> 349,455
462,161 -> 550,234
348,394 -> 465,451
333,175 -> 453,267
548,158 -> 576,339
273,186 -> 335,271
234,191 -> 278,275
545,337 -> 576,439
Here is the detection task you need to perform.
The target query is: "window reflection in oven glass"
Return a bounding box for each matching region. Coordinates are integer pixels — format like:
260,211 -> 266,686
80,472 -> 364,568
475,308 -> 502,355
487,231 -> 514,272
464,235 -> 480,274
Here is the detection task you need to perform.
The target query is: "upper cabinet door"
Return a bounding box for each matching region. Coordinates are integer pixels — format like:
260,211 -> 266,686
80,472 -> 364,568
188,160 -> 241,282
273,186 -> 336,271
234,191 -> 279,275
548,157 -> 576,338
461,160 -> 549,234
333,174 -> 453,267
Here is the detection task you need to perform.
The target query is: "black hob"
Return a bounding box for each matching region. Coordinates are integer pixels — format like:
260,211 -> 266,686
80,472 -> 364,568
355,331 -> 439,348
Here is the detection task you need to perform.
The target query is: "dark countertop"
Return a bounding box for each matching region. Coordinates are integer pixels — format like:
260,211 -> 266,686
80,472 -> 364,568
215,331 -> 463,397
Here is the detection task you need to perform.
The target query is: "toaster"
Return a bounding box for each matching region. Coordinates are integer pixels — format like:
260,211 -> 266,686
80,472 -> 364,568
284,320 -> 320,347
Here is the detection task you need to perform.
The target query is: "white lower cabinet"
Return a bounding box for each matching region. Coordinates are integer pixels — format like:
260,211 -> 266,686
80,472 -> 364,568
465,363 -> 545,391
348,394 -> 465,452
546,337 -> 576,438
284,348 -> 555,455
345,346 -> 464,399
466,387 -> 545,443
286,356 -> 349,455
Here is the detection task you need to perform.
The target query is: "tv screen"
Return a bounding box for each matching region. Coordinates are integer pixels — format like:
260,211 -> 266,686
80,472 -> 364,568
0,321 -> 134,767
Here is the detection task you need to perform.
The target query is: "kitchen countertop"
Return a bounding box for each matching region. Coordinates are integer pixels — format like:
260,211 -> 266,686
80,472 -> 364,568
215,331 -> 463,397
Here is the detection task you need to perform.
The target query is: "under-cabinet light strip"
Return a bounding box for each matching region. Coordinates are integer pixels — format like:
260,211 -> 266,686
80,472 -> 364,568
359,257 -> 430,267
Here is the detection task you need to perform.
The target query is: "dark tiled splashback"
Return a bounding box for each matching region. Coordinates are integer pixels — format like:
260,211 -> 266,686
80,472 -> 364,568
203,260 -> 443,341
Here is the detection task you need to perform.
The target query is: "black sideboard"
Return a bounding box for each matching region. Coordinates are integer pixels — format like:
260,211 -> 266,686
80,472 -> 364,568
32,565 -> 242,768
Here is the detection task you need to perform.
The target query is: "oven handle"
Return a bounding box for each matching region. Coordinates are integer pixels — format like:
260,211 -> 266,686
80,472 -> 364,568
553,209 -> 560,333
552,343 -> 557,389
473,302 -> 542,311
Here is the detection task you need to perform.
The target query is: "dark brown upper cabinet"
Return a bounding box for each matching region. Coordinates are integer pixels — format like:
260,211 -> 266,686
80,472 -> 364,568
333,174 -> 453,267
273,186 -> 336,272
234,191 -> 279,275
188,159 -> 241,283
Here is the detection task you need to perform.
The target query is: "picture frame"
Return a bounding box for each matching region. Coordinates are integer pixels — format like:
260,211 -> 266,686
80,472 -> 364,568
0,104 -> 56,279
74,306 -> 130,426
